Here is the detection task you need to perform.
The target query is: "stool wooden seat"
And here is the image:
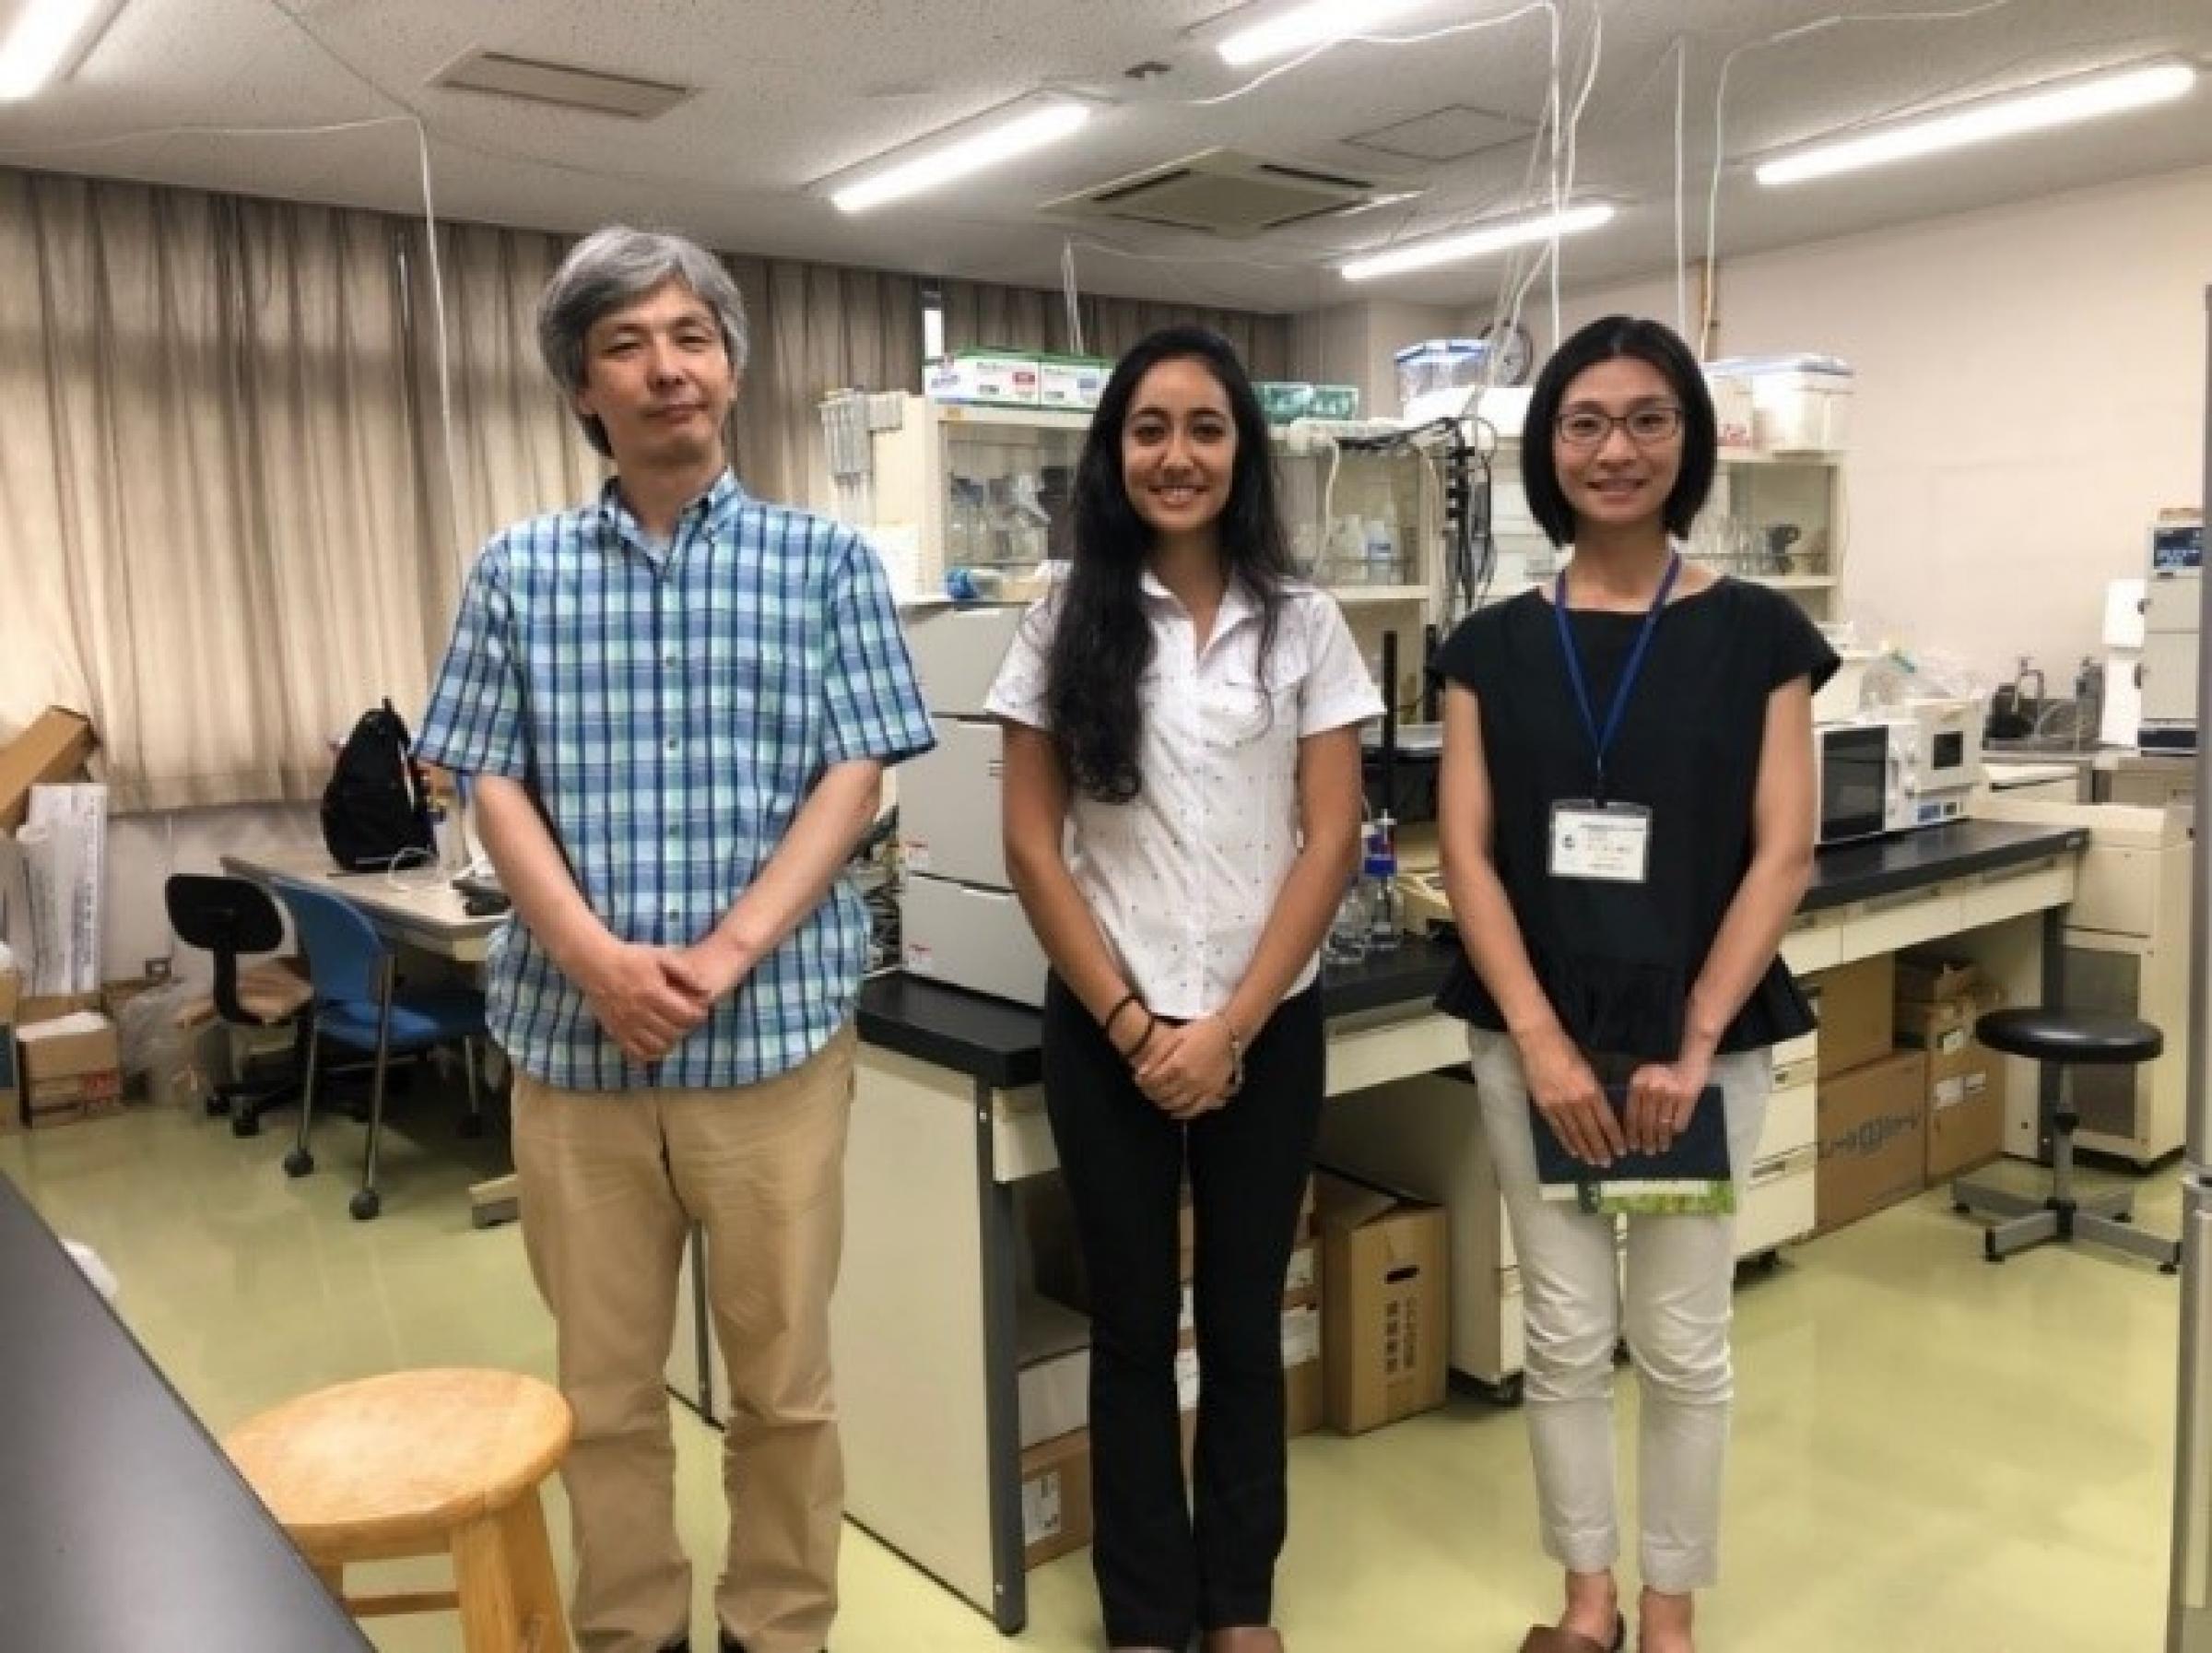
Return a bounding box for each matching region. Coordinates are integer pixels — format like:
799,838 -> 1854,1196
226,1368 -> 573,1653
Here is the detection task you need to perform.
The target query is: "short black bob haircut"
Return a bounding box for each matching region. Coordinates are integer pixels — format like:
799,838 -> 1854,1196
1520,314 -> 1718,548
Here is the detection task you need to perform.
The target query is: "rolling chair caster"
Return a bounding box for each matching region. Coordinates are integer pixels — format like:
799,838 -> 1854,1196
231,1111 -> 261,1139
282,1149 -> 314,1178
349,1188 -> 382,1222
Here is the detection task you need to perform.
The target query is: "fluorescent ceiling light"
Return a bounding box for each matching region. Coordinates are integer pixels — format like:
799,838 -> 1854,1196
1757,62 -> 2197,186
1218,1 -> 1431,68
1341,201 -> 1616,281
832,101 -> 1090,213
0,0 -> 113,100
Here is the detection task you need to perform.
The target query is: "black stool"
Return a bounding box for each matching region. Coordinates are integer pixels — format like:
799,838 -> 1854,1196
1953,1006 -> 2179,1270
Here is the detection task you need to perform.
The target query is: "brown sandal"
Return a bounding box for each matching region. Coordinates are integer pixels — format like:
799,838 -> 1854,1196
1517,1613 -> 1626,1653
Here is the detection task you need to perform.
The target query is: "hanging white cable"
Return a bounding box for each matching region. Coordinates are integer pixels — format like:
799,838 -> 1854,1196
411,118 -> 463,577
1553,6 -> 1602,347
1060,237 -> 1085,357
1699,0 -> 2019,359
1674,38 -> 1688,338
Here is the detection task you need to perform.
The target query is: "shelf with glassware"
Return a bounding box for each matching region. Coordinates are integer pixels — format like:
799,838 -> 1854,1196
1481,444 -> 1845,613
818,394 -> 1443,613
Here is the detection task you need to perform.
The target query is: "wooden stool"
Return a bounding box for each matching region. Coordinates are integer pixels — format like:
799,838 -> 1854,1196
226,1368 -> 574,1653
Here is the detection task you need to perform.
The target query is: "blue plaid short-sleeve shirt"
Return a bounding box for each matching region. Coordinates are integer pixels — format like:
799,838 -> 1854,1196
417,471 -> 934,1090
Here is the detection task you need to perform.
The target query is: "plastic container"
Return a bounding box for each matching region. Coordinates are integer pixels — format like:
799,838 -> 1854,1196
925,349 -> 1041,407
1309,384 -> 1361,421
1362,851 -> 1401,952
1394,337 -> 1489,415
1324,877 -> 1371,966
1256,381 -> 1315,425
1703,354 -> 1853,454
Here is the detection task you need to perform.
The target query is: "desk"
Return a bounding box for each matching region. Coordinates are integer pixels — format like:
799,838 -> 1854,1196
219,845 -> 503,964
0,1171 -> 372,1651
219,846 -> 519,1225
675,821 -> 2086,1635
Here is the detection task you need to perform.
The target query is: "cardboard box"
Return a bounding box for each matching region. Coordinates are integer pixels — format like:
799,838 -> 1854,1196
1175,1305 -> 1324,1462
0,708 -> 95,833
19,992 -> 101,1023
18,1010 -> 121,1083
1017,1293 -> 1091,1452
25,1067 -> 124,1120
1284,1353 -> 1324,1438
1896,950 -> 1979,1007
1806,954 -> 1896,1078
1316,1172 -> 1448,1435
1019,1428 -> 1093,1569
1897,990 -> 2007,1181
1816,1049 -> 1928,1234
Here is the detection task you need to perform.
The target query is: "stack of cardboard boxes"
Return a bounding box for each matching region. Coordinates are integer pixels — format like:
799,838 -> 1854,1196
1806,950 -> 2007,1233
1808,955 -> 1925,1234
1894,952 -> 2007,1183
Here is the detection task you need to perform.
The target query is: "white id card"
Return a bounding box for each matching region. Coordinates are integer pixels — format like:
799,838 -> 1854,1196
1548,800 -> 1653,884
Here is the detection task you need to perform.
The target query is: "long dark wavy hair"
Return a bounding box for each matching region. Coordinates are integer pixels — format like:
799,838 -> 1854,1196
1044,325 -> 1296,803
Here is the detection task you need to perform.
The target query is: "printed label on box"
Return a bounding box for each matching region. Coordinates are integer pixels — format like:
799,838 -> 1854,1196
1022,1470 -> 1063,1545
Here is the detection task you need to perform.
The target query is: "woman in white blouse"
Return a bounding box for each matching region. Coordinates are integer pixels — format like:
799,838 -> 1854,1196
988,325 -> 1381,1653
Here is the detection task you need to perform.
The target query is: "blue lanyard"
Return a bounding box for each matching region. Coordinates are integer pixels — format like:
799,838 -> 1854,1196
1552,552 -> 1681,804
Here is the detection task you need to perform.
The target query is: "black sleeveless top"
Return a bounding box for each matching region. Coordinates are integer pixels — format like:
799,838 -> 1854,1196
1431,576 -> 1840,1057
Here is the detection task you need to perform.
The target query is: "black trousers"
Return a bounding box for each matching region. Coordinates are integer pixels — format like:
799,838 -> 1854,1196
1041,974 -> 1325,1647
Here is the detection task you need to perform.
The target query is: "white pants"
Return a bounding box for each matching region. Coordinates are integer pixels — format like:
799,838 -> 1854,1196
1467,1030 -> 1771,1594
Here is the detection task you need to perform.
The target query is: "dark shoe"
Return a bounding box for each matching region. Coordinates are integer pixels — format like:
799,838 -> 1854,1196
1517,1613 -> 1626,1653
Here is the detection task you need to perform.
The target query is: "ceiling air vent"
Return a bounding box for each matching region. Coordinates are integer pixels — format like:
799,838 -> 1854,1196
1044,148 -> 1397,239
430,50 -> 694,119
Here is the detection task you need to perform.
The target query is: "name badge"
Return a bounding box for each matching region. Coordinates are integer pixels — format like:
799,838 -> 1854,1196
1549,800 -> 1653,884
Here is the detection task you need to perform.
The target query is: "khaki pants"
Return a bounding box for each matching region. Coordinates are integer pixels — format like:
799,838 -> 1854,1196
512,1025 -> 856,1653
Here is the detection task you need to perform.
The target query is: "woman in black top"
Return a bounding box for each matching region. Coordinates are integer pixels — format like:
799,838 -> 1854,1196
1433,316 -> 1836,1653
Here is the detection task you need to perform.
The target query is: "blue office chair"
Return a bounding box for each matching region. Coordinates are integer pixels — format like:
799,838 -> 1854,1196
269,878 -> 489,1222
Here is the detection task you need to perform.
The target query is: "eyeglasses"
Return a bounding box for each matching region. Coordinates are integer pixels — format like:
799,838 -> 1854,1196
1555,404 -> 1684,448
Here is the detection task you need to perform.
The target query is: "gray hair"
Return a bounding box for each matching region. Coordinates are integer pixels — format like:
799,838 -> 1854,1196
537,224 -> 750,455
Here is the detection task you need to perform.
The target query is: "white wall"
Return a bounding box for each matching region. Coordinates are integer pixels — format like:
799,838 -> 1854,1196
1289,299 -> 1461,418
1495,164 -> 2212,686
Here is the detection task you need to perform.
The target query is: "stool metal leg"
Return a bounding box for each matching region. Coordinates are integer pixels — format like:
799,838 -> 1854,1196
1957,1065 -> 2179,1269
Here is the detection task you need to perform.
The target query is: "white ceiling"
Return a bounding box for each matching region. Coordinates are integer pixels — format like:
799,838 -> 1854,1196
0,0 -> 2206,315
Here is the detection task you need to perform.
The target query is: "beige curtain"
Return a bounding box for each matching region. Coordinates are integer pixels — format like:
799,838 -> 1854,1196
0,172 -> 438,809
726,255 -> 924,512
0,171 -> 927,809
939,277 -> 1292,380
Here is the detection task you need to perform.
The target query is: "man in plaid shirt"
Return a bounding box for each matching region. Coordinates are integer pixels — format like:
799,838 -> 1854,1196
418,224 -> 933,1653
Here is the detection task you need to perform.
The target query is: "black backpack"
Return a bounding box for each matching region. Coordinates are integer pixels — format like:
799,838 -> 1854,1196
321,699 -> 436,872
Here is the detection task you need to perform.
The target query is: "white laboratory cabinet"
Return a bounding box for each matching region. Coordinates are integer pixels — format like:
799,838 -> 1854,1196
1978,795 -> 2193,1166
1472,388 -> 1848,623
824,394 -> 1441,604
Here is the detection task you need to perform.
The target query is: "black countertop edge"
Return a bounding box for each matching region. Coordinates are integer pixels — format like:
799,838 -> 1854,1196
861,819 -> 2089,1086
1798,819 -> 2087,914
856,939 -> 1458,1092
